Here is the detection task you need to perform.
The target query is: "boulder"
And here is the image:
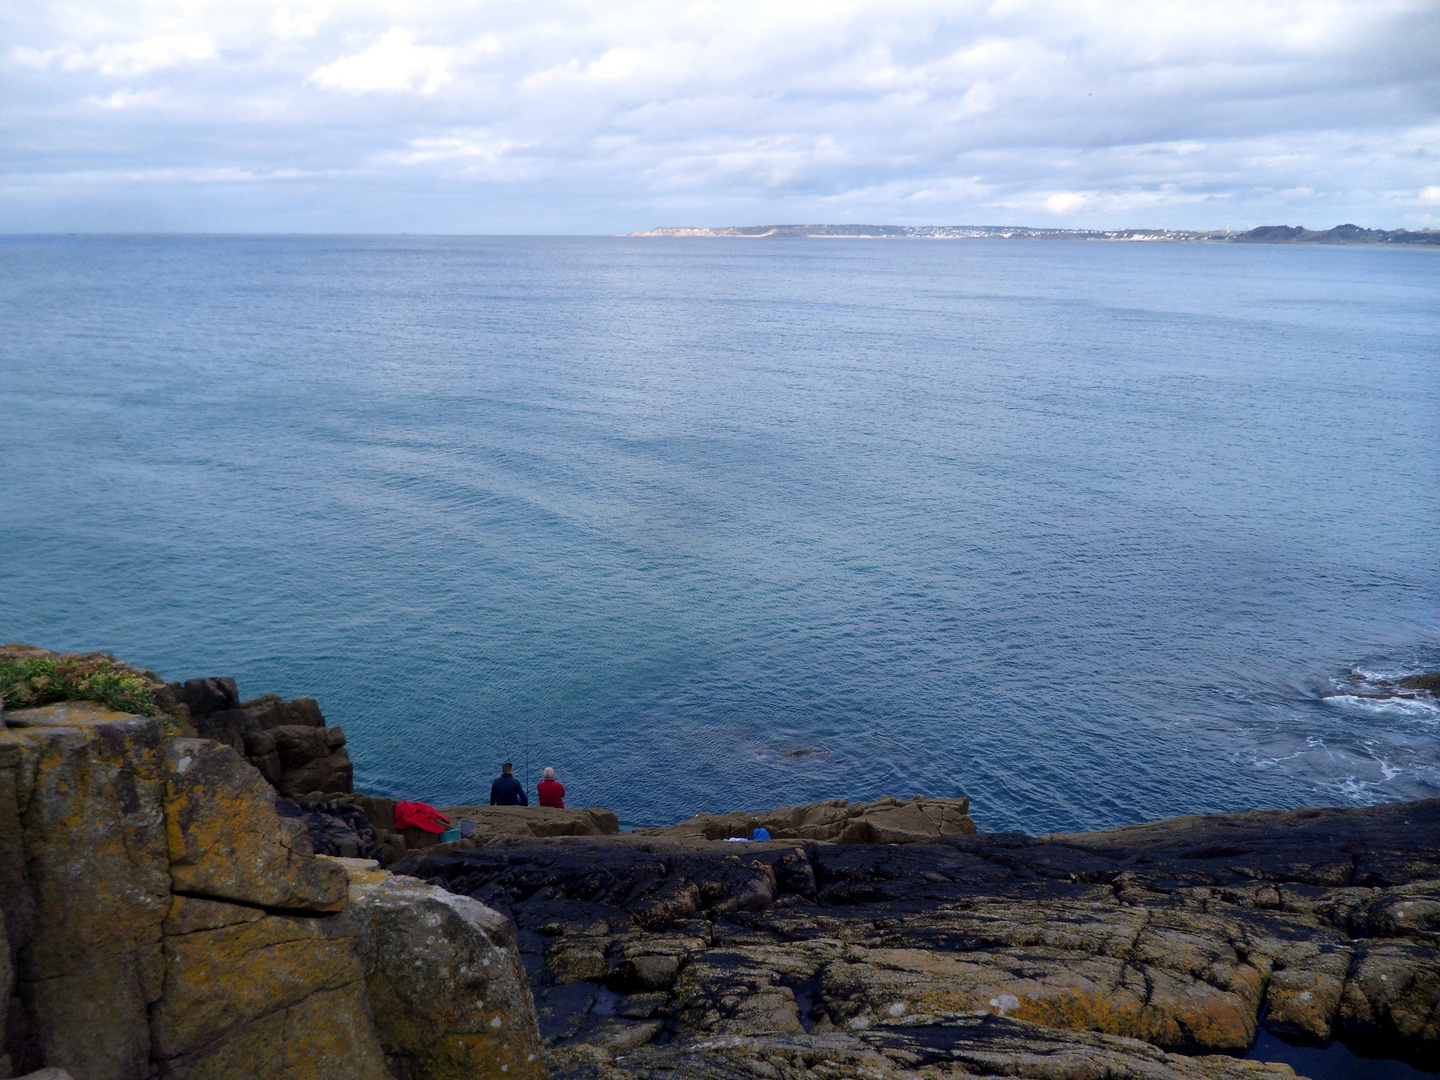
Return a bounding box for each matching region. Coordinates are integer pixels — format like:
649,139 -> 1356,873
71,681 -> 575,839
1338,940 -> 1440,1043
341,793 -> 398,836
163,738 -> 348,911
240,728 -> 283,787
0,675 -> 549,1080
0,733 -> 34,958
159,984 -> 388,1080
327,857 -> 547,1080
1,702 -> 171,1080
1263,940 -> 1352,1041
271,724 -> 341,768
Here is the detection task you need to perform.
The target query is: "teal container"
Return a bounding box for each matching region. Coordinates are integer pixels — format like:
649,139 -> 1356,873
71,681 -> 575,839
439,827 -> 461,844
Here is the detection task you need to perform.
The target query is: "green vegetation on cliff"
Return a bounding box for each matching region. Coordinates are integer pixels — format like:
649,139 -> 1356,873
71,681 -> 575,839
0,644 -> 159,716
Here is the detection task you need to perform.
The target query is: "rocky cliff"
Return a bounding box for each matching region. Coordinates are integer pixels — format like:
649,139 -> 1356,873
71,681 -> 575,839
0,700 -> 543,1080
159,676 -> 355,798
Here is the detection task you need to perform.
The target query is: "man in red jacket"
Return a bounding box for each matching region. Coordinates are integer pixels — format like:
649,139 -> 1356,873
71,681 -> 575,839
537,767 -> 565,808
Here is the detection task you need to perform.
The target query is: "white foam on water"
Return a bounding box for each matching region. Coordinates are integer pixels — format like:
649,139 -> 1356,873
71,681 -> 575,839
1321,694 -> 1440,720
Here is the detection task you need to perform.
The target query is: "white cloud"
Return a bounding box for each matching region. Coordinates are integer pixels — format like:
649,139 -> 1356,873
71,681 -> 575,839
1043,192 -> 1089,214
1418,185 -> 1440,206
310,28 -> 453,94
395,134 -> 524,170
271,8 -> 326,42
14,34 -> 217,76
89,87 -> 166,109
83,34 -> 216,76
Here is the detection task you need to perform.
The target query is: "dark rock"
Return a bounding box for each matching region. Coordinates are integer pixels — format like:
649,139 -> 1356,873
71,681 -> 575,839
332,794 -> 397,837
277,799 -> 384,862
537,982 -> 600,1042
239,694 -> 326,729
272,724 -> 340,768
1400,672 -> 1440,692
269,724 -> 352,796
165,677 -> 239,720
162,682 -> 352,797
186,707 -> 249,756
400,796 -> 1440,1075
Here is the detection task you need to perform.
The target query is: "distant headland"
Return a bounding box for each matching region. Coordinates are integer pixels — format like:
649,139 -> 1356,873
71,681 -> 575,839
629,222 -> 1440,244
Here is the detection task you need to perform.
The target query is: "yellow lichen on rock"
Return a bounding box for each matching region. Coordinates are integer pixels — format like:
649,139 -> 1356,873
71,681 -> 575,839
151,898 -> 373,1063
2,701 -> 170,1080
158,982 -> 390,1080
163,737 -> 348,911
1,688 -> 551,1080
634,795 -> 977,845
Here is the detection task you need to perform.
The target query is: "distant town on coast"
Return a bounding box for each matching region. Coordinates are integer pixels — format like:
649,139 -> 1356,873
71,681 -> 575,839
630,223 -> 1440,244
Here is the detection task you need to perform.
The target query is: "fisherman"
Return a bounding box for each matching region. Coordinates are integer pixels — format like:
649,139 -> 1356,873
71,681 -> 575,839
489,762 -> 528,806
537,766 -> 566,808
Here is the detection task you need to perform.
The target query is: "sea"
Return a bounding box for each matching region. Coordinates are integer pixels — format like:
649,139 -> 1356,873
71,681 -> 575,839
1,235 -> 1436,833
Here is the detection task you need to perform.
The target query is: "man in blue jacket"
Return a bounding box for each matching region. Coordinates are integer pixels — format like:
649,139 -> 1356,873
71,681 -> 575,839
490,762 -> 528,806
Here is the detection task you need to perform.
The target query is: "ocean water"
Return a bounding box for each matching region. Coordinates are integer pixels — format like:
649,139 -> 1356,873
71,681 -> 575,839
1,235 -> 1436,832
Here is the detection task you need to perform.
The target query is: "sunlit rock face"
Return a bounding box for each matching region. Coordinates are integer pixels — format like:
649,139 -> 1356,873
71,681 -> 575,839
2,701 -> 170,1080
0,701 -> 545,1080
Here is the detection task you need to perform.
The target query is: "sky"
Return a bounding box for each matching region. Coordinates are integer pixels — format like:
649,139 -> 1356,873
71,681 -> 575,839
3,0 -> 1438,233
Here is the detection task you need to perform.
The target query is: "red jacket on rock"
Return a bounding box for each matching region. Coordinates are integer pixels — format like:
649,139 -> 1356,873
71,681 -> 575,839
394,800 -> 451,833
537,780 -> 565,808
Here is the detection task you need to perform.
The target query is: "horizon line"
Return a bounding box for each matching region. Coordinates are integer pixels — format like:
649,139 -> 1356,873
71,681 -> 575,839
3,221 -> 1438,242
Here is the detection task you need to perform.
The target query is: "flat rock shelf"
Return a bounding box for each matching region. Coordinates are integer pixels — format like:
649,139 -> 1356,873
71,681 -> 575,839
394,797 -> 1440,1080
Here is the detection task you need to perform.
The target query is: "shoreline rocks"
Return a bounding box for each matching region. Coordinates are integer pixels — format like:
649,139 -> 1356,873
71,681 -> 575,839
631,793 -> 977,845
397,796 -> 1440,1080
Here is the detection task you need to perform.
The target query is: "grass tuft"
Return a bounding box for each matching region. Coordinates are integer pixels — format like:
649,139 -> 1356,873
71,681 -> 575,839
0,646 -> 160,717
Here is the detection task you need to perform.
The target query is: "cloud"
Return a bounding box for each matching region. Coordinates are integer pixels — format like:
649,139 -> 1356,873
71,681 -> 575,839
271,8 -> 326,43
1419,185 -> 1440,206
2,0 -> 1439,230
15,33 -> 217,76
1043,192 -> 1089,215
310,28 -> 453,94
89,88 -> 166,110
87,34 -> 216,75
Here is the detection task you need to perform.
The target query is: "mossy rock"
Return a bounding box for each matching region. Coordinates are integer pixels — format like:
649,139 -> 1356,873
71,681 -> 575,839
0,644 -> 159,717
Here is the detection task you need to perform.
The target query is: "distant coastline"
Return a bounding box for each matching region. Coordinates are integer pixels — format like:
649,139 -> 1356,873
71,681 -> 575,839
629,222 -> 1440,245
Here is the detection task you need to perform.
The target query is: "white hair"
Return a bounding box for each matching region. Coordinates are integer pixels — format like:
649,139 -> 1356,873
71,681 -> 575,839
543,767 -> 555,780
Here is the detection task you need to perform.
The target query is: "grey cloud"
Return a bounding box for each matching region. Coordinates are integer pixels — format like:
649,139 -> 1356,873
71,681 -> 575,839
1,0 -> 1437,231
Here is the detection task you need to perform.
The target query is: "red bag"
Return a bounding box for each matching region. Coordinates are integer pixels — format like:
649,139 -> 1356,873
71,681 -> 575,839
394,800 -> 452,834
